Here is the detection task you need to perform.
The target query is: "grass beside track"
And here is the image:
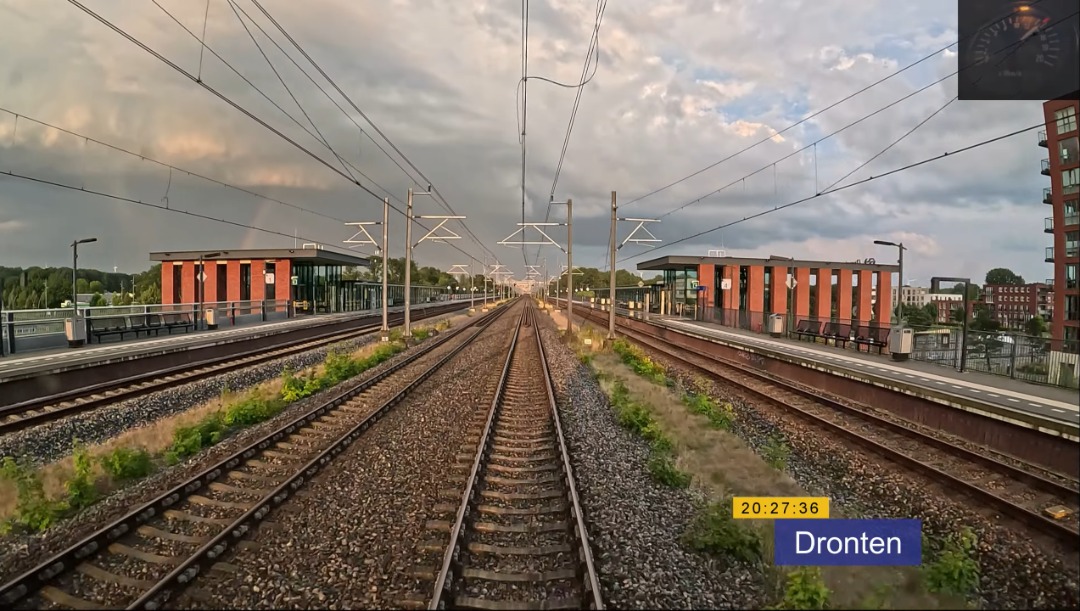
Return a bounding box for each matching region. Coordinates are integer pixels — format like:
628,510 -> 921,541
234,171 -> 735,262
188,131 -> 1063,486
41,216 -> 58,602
0,317 -> 461,536
545,307 -> 973,610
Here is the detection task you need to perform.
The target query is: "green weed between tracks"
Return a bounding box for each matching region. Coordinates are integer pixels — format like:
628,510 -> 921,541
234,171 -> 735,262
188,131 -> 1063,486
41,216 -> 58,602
0,321 -> 449,535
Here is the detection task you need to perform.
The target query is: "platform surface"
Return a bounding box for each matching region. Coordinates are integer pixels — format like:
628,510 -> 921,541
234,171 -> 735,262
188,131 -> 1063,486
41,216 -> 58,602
0,304 -> 448,380
655,317 -> 1079,425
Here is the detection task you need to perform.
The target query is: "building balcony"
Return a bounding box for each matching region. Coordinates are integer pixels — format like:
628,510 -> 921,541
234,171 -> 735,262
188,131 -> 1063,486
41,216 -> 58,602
1039,130 -> 1048,147
1047,278 -> 1055,286
1045,217 -> 1054,232
1046,246 -> 1055,262
1041,158 -> 1051,175
1066,214 -> 1080,228
1044,187 -> 1053,204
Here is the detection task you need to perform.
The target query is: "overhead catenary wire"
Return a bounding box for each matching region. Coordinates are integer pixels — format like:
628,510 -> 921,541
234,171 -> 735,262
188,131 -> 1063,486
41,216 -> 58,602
0,167 -> 372,257
66,0 -> 491,268
616,121 -> 1045,264
620,0 -> 1053,210
531,0 -> 607,268
246,0 -> 499,264
647,6 -> 1077,223
0,106 -> 349,224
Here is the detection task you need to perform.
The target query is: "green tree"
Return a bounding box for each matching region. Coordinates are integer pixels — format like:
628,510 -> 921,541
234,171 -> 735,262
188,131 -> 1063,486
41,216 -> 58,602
89,292 -> 107,307
1024,315 -> 1048,337
984,268 -> 1025,286
88,280 -> 105,294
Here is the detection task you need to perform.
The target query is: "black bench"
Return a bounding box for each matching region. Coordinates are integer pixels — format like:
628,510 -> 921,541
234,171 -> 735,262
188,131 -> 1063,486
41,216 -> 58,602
794,319 -> 823,341
821,322 -> 851,348
854,324 -> 890,354
88,317 -> 131,343
127,314 -> 164,338
161,313 -> 194,334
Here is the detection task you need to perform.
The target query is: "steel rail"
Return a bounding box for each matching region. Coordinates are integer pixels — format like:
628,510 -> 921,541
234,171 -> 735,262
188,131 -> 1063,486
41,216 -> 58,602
0,301 -> 514,609
0,303 -> 465,436
561,299 -> 1080,546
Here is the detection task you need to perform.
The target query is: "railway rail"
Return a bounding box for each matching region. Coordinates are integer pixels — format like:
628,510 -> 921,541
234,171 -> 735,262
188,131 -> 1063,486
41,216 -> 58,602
560,300 -> 1080,546
425,302 -> 603,610
0,302 -> 466,437
0,300 -> 516,611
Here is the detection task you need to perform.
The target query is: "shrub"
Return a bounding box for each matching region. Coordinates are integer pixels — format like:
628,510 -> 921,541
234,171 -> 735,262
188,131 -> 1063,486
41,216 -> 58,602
224,394 -> 284,427
683,392 -> 735,430
0,456 -> 65,533
612,338 -> 666,383
763,435 -> 790,470
682,498 -> 764,565
923,527 -> 980,598
777,567 -> 831,609
647,452 -> 691,488
100,447 -> 154,481
65,440 -> 97,510
166,412 -> 226,464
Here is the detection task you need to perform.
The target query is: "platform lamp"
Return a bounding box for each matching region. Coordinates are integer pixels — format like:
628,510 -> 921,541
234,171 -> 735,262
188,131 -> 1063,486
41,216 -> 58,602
71,238 -> 98,322
197,252 -> 221,331
873,240 -> 906,327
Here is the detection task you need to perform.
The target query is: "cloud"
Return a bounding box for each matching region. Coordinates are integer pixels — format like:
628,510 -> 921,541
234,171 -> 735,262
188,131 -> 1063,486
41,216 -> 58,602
0,0 -> 1055,291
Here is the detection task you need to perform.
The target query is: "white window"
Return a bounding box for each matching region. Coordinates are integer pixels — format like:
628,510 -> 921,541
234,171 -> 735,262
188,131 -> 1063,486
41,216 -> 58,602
1057,106 -> 1078,135
1065,168 -> 1080,195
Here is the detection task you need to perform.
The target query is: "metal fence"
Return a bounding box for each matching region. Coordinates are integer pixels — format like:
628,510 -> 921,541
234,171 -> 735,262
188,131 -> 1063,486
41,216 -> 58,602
694,307 -> 1080,389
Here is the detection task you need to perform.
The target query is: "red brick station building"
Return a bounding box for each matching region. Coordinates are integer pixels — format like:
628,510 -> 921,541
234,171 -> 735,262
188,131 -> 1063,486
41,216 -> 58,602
634,255 -> 899,332
152,248 -> 374,314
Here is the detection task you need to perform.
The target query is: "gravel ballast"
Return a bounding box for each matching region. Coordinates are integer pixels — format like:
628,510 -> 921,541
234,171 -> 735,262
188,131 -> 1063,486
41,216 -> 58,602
173,307 -> 519,609
0,312 -> 466,589
539,323 -> 764,610
628,332 -> 1079,610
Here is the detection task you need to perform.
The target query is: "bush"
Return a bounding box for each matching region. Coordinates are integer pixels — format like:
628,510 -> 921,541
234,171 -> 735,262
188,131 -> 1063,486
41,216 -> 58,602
0,456 -> 66,533
777,567 -> 831,609
612,338 -> 666,383
648,452 -> 691,488
65,440 -> 97,510
923,527 -> 980,598
683,392 -> 735,430
165,412 -> 226,465
224,394 -> 284,427
100,447 -> 154,481
682,498 -> 764,565
763,435 -> 790,470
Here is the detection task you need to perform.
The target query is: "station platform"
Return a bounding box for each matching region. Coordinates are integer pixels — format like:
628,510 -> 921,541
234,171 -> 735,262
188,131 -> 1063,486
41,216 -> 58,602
0,304 -> 450,383
653,317 -> 1078,426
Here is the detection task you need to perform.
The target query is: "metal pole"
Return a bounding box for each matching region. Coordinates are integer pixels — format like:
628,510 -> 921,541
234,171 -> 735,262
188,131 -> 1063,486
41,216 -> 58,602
608,191 -> 617,339
404,188 -> 414,338
897,243 -> 904,327
198,255 -> 204,331
470,263 -> 475,310
71,241 -> 79,323
566,198 -> 574,335
381,197 -> 390,339
960,287 -> 969,374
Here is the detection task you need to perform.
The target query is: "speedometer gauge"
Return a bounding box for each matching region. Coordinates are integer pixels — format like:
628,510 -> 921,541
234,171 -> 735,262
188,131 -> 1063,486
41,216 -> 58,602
959,1 -> 1079,100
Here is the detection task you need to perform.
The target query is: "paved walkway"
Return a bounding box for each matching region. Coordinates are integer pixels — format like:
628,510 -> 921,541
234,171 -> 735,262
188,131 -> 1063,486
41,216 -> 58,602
656,317 -> 1078,424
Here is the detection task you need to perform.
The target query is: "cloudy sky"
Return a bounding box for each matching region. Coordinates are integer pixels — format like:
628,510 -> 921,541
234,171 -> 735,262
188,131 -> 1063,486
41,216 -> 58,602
0,0 -> 1060,287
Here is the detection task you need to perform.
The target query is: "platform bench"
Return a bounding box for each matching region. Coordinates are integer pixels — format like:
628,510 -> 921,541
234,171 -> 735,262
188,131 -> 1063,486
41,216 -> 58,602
161,313 -> 194,334
794,319 -> 823,341
127,314 -> 164,338
88,317 -> 130,343
854,324 -> 890,354
821,321 -> 851,348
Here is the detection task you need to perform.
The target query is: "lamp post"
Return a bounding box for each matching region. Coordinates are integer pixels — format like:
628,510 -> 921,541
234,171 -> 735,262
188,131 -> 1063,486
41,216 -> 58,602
197,252 -> 221,331
71,237 -> 98,320
874,240 -> 906,326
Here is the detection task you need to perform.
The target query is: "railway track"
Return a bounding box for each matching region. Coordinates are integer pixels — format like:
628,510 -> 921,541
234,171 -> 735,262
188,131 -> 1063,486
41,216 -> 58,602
0,301 -> 515,611
424,302 -> 603,610
0,303 -> 465,437
559,300 -> 1080,545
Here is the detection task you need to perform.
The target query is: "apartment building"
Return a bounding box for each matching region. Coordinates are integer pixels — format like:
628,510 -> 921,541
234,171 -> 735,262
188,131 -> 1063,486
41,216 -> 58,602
1040,96 -> 1080,384
982,283 -> 1052,329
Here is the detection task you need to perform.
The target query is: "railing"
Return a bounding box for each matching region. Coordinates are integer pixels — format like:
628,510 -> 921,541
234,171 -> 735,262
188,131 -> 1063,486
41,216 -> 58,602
1066,214 -> 1080,227
1046,246 -> 1055,262
1045,217 -> 1054,232
1044,187 -> 1053,204
1039,130 -> 1048,146
1042,158 -> 1051,174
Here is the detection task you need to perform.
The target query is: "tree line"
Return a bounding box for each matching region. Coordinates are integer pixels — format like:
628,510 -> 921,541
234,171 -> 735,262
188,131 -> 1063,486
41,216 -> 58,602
1,265 -> 162,310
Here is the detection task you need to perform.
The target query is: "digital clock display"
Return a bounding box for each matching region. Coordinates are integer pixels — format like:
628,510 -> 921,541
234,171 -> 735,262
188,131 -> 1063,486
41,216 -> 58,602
732,497 -> 831,519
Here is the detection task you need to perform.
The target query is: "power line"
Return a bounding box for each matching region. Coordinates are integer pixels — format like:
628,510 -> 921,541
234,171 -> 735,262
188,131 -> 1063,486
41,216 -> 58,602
648,6 -> 1077,223
65,0 -> 491,267
246,0 -> 498,263
620,0 -> 1053,210
531,0 -> 607,267
0,106 -> 348,224
0,166 -> 371,257
520,0 -> 530,267
616,121 -> 1044,264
